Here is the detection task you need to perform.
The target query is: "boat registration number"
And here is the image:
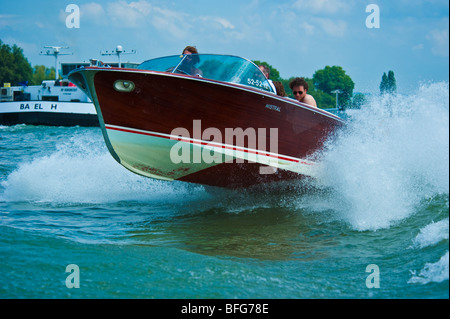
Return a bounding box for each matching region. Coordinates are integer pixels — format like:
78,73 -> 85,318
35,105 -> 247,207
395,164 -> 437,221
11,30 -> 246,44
247,78 -> 269,90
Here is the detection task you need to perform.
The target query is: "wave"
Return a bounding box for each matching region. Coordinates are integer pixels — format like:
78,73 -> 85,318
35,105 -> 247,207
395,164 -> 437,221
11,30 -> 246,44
408,251 -> 449,285
0,130 -> 207,204
313,81 -> 449,231
411,218 -> 449,249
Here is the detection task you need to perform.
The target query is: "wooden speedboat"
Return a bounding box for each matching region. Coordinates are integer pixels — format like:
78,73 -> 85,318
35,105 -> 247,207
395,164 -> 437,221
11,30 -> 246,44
69,54 -> 344,188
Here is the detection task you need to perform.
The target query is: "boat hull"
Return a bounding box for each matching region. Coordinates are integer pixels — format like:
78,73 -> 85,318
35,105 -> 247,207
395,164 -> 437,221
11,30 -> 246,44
70,68 -> 344,188
0,101 -> 98,126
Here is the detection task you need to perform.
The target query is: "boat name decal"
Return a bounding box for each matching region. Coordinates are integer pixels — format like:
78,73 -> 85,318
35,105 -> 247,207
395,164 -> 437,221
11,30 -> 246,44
20,103 -> 58,110
265,104 -> 281,112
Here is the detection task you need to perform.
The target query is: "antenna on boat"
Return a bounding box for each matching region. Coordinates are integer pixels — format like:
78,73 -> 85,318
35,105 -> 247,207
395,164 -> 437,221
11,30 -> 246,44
40,46 -> 73,80
101,45 -> 136,68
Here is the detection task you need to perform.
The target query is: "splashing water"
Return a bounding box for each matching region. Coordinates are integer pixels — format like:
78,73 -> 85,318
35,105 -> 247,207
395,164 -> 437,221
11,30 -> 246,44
0,83 -> 448,298
1,130 -> 207,204
1,82 -> 448,232
315,82 -> 449,231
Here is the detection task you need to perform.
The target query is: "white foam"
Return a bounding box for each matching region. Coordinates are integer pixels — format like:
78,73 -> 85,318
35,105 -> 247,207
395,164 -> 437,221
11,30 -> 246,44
315,82 -> 449,231
1,131 -> 207,204
408,251 -> 449,285
411,218 -> 449,249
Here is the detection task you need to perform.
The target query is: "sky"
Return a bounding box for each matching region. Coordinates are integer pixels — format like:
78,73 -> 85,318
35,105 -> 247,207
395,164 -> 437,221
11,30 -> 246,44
1,0 -> 448,93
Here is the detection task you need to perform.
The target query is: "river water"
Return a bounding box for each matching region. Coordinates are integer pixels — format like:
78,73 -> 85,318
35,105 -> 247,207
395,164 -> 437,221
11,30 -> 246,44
0,82 -> 448,300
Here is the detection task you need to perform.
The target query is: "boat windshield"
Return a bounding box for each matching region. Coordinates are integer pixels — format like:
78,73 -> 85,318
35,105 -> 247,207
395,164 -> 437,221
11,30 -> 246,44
138,54 -> 274,93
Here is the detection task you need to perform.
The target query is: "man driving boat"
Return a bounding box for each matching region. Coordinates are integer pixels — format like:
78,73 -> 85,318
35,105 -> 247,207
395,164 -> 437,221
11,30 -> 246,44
179,46 -> 203,77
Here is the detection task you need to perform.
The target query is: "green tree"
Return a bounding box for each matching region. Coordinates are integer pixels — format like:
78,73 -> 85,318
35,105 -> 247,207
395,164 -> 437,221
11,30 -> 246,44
31,65 -> 56,85
387,70 -> 397,93
380,72 -> 388,94
252,60 -> 282,82
0,40 -> 33,86
312,65 -> 355,109
380,70 -> 397,95
280,77 -> 293,97
312,89 -> 336,109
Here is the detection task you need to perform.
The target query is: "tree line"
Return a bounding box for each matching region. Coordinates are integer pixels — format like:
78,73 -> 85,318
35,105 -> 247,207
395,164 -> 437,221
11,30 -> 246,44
1,40 -> 396,109
254,60 -> 357,109
1,40 -> 55,87
255,60 -> 397,109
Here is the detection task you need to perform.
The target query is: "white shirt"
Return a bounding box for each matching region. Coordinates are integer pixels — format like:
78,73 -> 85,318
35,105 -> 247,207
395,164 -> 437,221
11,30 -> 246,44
268,79 -> 277,94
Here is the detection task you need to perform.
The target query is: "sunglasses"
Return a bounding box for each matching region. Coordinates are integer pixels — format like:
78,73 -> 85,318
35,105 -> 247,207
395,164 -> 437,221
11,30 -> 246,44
293,91 -> 304,95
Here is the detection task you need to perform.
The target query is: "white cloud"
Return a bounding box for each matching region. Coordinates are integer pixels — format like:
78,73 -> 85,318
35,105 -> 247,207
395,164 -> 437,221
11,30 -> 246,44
313,18 -> 347,37
214,17 -> 235,30
427,28 -> 449,57
0,14 -> 17,28
81,2 -> 106,20
276,1 -> 350,38
76,1 -> 236,40
292,0 -> 351,15
300,21 -> 315,35
149,6 -> 190,39
106,0 -> 153,27
198,16 -> 235,30
35,22 -> 45,29
128,0 -> 152,15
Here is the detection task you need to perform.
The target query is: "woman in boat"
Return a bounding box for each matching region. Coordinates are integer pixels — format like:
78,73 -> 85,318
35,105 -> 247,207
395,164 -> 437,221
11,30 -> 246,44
274,81 -> 287,97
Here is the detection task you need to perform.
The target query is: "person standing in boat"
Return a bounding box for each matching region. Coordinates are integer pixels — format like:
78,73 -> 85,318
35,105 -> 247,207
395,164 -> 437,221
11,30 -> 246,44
179,46 -> 203,77
258,65 -> 277,93
289,77 -> 317,108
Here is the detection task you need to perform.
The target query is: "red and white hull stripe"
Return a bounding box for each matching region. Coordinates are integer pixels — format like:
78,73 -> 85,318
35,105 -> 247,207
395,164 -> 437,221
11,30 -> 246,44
104,124 -> 318,182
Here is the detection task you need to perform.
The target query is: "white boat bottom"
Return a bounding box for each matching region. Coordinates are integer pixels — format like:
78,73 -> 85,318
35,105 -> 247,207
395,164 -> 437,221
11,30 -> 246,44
105,124 -> 319,182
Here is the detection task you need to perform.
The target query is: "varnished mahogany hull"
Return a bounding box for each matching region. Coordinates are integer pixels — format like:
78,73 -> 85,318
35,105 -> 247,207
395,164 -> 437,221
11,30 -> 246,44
69,68 -> 344,188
